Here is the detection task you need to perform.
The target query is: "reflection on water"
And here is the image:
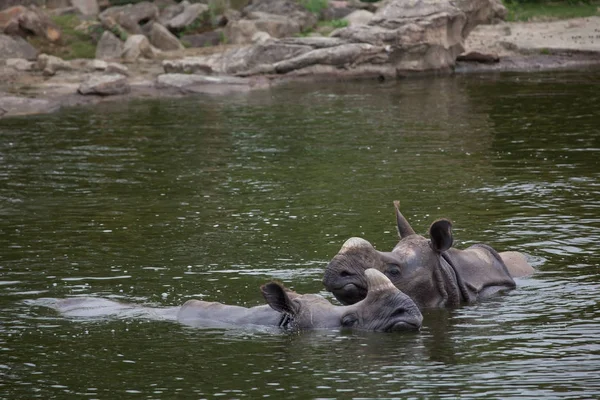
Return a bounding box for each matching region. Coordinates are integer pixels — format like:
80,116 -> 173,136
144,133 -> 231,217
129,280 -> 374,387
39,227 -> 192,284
1,70 -> 600,398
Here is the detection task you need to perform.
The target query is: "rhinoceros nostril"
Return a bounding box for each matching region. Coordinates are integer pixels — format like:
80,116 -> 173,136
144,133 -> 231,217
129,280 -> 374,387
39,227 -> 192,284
390,308 -> 406,318
340,271 -> 353,278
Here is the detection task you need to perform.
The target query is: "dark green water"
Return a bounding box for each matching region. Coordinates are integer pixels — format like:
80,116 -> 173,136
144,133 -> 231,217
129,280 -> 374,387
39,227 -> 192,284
1,70 -> 599,399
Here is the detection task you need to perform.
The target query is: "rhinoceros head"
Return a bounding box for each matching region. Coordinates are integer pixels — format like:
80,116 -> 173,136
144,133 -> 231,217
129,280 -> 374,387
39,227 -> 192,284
261,269 -> 422,332
322,201 -> 454,309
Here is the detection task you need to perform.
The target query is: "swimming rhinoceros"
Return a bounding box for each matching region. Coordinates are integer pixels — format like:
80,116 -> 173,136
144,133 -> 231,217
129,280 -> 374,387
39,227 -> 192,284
322,201 -> 534,309
179,269 -> 422,332
47,269 -> 422,332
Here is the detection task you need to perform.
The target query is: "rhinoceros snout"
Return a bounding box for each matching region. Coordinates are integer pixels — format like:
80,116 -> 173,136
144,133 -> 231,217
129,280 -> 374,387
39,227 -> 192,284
322,265 -> 358,289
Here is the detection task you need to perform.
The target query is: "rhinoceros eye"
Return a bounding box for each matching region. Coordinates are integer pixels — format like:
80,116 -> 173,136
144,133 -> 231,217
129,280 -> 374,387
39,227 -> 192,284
341,314 -> 358,327
386,264 -> 401,277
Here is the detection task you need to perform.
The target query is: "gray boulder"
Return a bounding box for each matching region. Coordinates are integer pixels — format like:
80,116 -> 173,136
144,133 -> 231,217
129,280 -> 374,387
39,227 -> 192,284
89,59 -> 108,70
489,0 -> 508,23
279,36 -> 348,48
251,31 -> 271,45
121,34 -> 155,61
165,2 -> 208,31
2,6 -> 62,42
106,62 -> 129,76
70,58 -> 113,72
146,22 -> 183,51
0,34 -> 38,60
167,41 -> 314,75
332,0 -> 494,72
99,2 -> 159,35
273,42 -> 386,74
70,0 -> 99,17
5,57 -> 36,71
156,73 -> 263,94
176,0 -> 496,77
127,1 -> 159,23
224,12 -> 302,44
100,1 -> 159,25
163,57 -> 214,74
95,30 -> 124,60
36,53 -> 73,76
0,95 -> 60,118
344,10 -> 373,26
320,5 -> 354,21
180,31 -> 223,48
158,1 -> 185,25
78,74 -> 130,95
243,0 -> 317,32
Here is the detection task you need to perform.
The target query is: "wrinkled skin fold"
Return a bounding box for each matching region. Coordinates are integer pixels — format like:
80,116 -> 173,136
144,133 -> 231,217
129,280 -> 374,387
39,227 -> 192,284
44,269 -> 422,332
322,201 -> 535,309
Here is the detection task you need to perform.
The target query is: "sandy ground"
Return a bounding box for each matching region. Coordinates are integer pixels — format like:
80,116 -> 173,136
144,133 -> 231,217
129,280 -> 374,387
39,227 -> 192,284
1,17 -> 600,118
465,16 -> 600,56
458,16 -> 600,71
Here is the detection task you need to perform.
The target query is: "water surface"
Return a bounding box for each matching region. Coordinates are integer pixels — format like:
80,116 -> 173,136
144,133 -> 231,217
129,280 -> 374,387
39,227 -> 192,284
1,70 -> 599,398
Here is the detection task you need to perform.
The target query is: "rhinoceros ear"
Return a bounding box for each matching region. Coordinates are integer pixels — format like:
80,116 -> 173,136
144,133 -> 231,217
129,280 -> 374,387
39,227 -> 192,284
261,282 -> 298,316
429,219 -> 453,253
394,200 -> 416,238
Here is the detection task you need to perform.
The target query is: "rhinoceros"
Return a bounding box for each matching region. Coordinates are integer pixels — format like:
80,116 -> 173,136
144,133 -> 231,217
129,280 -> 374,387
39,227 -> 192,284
47,269 -> 422,332
322,201 -> 534,309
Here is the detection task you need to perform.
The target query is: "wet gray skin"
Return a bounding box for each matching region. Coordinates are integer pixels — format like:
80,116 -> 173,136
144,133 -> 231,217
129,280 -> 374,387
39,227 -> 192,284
322,201 -> 535,309
179,269 -> 422,332
50,269 -> 422,332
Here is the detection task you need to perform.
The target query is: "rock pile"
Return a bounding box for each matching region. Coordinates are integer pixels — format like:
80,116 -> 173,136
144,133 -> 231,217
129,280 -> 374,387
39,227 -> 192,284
0,0 -> 521,118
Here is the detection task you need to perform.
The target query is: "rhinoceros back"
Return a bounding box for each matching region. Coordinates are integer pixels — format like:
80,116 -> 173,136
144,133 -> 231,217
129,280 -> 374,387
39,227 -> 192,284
443,244 -> 516,303
177,299 -> 281,327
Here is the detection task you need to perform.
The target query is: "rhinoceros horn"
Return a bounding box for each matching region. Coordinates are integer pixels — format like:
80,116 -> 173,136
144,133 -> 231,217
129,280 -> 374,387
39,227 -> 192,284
365,268 -> 396,293
394,200 -> 416,238
340,237 -> 373,253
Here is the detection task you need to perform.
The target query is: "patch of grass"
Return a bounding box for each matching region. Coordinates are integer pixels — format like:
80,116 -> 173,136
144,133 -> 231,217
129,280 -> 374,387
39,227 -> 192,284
219,31 -> 227,45
299,19 -> 348,37
178,17 -> 205,37
302,0 -> 329,14
28,14 -> 98,59
504,1 -> 600,22
296,29 -> 313,37
326,19 -> 349,28
108,24 -> 128,42
208,0 -> 229,17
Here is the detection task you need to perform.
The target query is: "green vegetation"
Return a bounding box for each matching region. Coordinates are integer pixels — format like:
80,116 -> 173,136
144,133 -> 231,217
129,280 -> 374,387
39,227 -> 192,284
302,0 -> 329,14
326,19 -> 349,29
178,17 -> 205,37
208,0 -> 230,17
298,18 -> 349,36
178,0 -> 228,38
504,1 -> 600,21
29,14 -> 99,59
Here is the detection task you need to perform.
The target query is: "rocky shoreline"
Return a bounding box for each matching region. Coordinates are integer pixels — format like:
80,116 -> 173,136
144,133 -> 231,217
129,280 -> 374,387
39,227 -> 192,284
1,0 -> 599,119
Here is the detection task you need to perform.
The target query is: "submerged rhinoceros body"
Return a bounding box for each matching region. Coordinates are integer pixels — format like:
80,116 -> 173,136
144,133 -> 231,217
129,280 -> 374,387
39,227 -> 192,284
49,269 -> 422,332
179,269 -> 422,332
322,201 -> 534,309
